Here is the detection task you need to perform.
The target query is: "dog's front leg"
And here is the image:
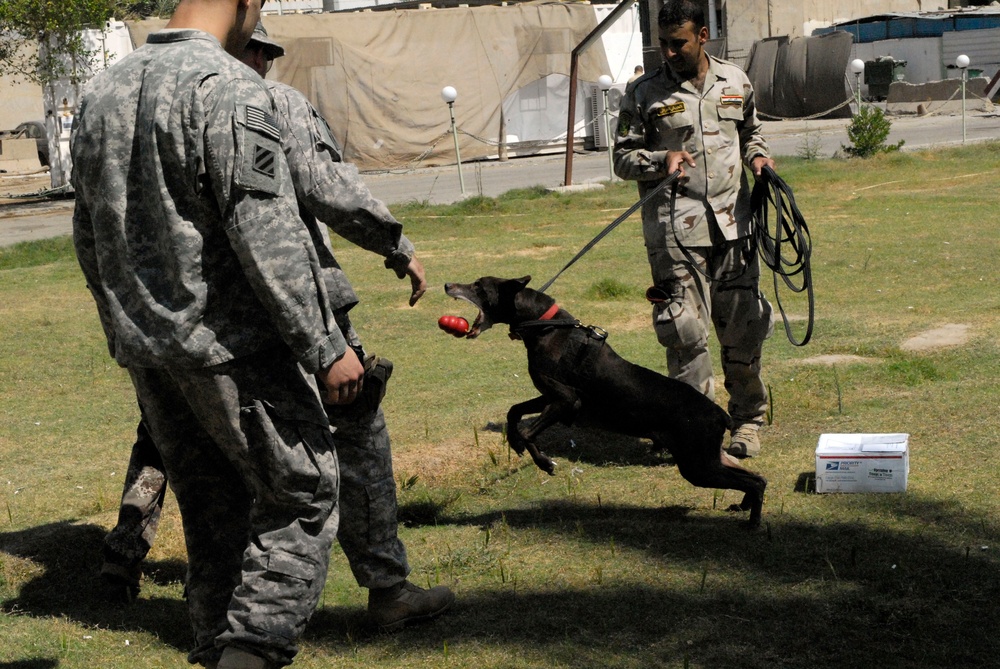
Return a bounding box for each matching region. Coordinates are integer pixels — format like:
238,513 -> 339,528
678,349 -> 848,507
516,399 -> 579,475
506,396 -> 550,457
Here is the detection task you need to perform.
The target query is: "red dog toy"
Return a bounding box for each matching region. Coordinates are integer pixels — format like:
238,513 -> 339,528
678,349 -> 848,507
438,315 -> 470,337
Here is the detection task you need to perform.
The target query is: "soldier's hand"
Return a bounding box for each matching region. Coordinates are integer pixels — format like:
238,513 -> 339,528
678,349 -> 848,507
665,150 -> 696,177
751,155 -> 776,177
405,255 -> 427,307
316,349 -> 365,405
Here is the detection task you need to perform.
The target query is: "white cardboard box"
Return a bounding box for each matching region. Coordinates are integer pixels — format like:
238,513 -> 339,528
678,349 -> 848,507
815,433 -> 909,493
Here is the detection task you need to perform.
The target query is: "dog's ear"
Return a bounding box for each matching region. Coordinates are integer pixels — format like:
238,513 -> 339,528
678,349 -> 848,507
514,275 -> 531,288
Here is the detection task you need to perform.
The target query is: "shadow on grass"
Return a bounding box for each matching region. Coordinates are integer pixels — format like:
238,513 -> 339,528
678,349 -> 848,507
5,500 -> 1000,668
0,520 -> 191,652
0,661 -> 59,669
483,420 -> 676,469
321,499 -> 1000,668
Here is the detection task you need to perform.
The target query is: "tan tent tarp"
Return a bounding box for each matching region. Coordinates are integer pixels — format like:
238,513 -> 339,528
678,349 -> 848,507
745,31 -> 855,120
127,4 -> 610,170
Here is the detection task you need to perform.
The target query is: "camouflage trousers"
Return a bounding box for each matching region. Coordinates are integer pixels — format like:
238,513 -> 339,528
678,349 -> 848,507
105,328 -> 410,591
646,237 -> 774,424
127,346 -> 339,667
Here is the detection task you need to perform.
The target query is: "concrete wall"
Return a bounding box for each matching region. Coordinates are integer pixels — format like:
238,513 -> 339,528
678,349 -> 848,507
0,73 -> 44,132
724,0 -> 927,64
0,138 -> 42,172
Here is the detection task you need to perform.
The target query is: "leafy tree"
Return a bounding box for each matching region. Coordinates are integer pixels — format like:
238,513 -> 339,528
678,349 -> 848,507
0,0 -> 120,86
0,0 -> 177,86
842,105 -> 905,158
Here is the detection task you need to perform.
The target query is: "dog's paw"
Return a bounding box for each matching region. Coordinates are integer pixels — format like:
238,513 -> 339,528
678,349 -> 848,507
536,454 -> 557,476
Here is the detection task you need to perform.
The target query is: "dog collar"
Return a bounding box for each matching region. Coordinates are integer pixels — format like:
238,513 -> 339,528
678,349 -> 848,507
539,303 -> 560,321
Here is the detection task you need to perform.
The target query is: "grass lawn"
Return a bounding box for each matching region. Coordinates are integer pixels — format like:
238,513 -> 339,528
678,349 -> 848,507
2,142 -> 1000,668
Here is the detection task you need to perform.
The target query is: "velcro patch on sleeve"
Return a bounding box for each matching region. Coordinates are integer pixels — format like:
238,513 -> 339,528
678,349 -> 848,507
617,110 -> 632,137
234,103 -> 282,195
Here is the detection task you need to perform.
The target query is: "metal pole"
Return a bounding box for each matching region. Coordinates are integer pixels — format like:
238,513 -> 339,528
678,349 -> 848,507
855,72 -> 862,111
961,69 -> 967,143
448,101 -> 466,195
603,89 -> 614,182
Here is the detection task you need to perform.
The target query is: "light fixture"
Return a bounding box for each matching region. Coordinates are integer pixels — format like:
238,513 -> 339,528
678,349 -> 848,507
956,55 -> 969,142
440,86 -> 465,195
597,75 -> 615,180
849,59 -> 865,111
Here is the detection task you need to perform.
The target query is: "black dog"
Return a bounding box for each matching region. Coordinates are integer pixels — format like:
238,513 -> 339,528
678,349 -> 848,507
444,276 -> 767,526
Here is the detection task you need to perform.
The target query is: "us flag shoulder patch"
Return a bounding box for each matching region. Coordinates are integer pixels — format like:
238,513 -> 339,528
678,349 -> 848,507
245,105 -> 280,141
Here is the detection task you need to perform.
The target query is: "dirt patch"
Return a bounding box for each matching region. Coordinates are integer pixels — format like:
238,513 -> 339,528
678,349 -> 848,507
392,435 -> 497,485
799,354 -> 875,366
900,323 -> 970,352
0,172 -> 53,202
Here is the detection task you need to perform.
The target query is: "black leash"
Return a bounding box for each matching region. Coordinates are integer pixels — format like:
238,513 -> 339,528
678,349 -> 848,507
537,171 -> 682,294
751,165 -> 814,346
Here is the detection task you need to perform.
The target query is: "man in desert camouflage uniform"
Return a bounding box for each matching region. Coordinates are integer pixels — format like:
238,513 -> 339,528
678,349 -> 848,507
613,0 -> 775,458
72,1 -> 362,667
101,22 -> 454,633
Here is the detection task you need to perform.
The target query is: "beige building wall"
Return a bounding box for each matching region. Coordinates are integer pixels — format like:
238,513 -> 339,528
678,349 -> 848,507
0,73 -> 44,131
724,0 -> 930,64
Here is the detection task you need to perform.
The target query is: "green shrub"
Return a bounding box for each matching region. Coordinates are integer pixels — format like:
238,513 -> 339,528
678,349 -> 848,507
842,105 -> 905,158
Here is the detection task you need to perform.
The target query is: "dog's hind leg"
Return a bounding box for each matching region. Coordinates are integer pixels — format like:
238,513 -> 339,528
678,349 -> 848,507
656,432 -> 767,528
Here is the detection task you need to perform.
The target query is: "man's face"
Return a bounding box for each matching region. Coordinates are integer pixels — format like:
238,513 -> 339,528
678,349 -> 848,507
241,43 -> 271,78
659,20 -> 708,79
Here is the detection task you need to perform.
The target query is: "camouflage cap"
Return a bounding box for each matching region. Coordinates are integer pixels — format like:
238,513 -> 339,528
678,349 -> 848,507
248,22 -> 285,59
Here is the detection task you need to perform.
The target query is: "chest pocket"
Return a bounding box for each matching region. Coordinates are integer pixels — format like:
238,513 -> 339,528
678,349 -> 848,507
649,101 -> 694,150
717,103 -> 744,124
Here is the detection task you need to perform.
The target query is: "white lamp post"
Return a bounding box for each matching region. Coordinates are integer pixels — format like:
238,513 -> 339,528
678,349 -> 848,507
598,74 -> 614,181
956,54 -> 969,143
849,59 -> 865,112
441,85 -> 466,195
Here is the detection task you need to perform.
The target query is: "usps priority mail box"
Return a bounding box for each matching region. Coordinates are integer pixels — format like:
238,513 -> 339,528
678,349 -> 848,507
815,433 -> 909,493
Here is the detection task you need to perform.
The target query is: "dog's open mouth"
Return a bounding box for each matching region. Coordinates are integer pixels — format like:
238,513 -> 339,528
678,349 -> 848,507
444,287 -> 491,338
450,299 -> 486,338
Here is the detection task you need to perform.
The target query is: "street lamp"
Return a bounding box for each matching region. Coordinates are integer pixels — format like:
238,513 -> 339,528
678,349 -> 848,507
849,59 -> 865,112
956,54 -> 969,143
441,85 -> 466,195
598,74 -> 614,181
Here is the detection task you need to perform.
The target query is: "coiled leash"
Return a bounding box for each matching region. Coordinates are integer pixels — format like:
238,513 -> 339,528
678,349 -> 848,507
537,170 -> 682,294
750,165 -> 814,346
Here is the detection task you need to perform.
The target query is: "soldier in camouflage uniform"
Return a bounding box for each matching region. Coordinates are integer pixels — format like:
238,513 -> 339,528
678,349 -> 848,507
72,1 -> 363,668
101,22 -> 454,634
613,0 -> 775,458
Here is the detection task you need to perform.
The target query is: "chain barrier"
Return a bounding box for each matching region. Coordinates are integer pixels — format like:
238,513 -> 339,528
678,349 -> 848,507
360,113 -> 613,176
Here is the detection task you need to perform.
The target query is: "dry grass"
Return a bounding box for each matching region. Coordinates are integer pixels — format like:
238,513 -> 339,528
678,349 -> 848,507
2,143 -> 1000,668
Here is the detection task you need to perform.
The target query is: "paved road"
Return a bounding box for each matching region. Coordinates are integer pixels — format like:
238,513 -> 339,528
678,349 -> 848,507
2,111 -> 998,247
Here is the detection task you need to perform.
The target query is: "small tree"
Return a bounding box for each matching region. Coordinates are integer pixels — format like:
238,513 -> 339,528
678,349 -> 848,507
0,0 -> 122,86
842,105 -> 905,158
0,0 -> 173,186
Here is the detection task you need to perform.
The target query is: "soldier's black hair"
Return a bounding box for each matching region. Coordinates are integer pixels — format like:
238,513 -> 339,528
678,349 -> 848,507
657,0 -> 705,30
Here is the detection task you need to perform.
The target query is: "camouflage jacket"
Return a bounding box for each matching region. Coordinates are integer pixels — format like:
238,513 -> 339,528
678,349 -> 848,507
267,81 -> 415,313
613,56 -> 770,249
71,30 -> 346,373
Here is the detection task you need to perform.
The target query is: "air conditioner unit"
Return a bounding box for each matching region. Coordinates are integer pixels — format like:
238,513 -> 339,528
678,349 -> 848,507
590,83 -> 627,149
